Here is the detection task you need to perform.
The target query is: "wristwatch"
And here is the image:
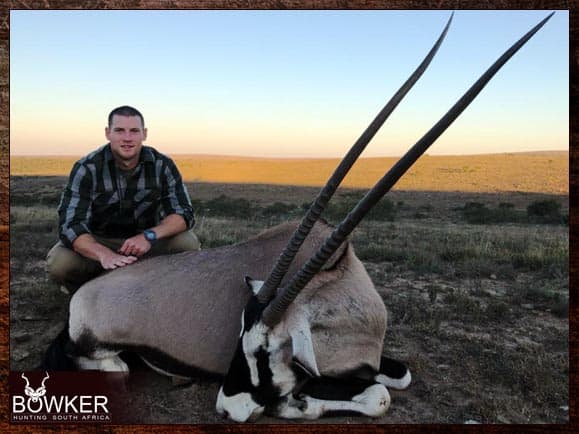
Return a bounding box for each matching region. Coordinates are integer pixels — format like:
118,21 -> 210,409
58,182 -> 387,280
143,229 -> 157,244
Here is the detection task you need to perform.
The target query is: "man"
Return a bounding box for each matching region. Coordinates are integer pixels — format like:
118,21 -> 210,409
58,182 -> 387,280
46,105 -> 200,293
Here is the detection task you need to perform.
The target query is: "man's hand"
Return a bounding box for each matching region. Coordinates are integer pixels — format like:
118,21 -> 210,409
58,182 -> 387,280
118,234 -> 151,258
100,251 -> 138,270
72,233 -> 139,270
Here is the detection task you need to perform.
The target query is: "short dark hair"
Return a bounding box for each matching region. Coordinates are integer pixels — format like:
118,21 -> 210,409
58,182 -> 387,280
108,106 -> 145,128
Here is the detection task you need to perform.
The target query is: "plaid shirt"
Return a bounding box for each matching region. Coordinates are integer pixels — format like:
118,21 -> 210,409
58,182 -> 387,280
58,144 -> 194,247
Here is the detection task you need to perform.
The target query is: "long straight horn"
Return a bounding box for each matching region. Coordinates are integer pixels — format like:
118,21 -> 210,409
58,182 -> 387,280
261,12 -> 555,327
256,13 -> 454,303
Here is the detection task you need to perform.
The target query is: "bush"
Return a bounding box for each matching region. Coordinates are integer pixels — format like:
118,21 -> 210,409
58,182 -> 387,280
369,198 -> 397,221
11,192 -> 62,207
355,244 -> 409,263
527,199 -> 561,217
460,202 -> 523,224
460,199 -> 565,225
203,195 -> 255,218
324,194 -> 397,222
527,200 -> 564,224
261,202 -> 297,218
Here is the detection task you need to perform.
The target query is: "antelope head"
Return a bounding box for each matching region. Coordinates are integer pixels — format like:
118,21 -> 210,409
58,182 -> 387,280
216,13 -> 553,422
21,372 -> 50,402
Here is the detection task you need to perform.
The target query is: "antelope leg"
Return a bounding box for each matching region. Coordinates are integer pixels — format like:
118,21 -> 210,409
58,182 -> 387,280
273,378 -> 390,419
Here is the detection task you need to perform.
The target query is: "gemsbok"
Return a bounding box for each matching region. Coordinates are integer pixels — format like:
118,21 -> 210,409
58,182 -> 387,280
43,12 -> 554,421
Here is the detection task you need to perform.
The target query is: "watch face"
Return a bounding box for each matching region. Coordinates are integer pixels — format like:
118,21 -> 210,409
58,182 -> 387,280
145,230 -> 156,241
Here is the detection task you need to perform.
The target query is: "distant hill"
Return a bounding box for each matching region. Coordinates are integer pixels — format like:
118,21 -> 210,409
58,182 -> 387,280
10,151 -> 569,194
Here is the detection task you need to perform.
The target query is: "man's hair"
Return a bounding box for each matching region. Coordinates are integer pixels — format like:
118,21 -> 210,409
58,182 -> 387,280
108,106 -> 145,128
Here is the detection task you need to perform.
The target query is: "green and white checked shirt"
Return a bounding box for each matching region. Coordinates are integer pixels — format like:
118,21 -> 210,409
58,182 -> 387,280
58,144 -> 194,247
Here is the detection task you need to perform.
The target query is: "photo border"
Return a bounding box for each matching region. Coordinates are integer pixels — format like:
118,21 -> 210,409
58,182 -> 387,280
0,1 -> 575,432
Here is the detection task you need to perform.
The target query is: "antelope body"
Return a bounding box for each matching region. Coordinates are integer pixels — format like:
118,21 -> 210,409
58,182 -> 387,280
43,12 -> 553,422
62,221 -> 354,377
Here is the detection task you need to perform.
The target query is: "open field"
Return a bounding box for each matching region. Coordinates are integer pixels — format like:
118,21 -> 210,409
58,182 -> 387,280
9,176 -> 568,424
10,151 -> 569,194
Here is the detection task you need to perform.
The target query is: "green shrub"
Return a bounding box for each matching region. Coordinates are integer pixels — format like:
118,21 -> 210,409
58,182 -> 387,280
527,199 -> 561,217
11,192 -> 62,207
202,195 -> 255,218
325,194 -> 396,222
261,202 -> 297,218
527,200 -> 564,224
355,244 -> 409,263
461,202 -> 490,224
458,200 -> 569,225
460,202 -> 523,224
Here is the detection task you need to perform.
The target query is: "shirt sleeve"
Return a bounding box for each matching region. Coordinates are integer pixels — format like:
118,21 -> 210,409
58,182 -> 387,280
57,162 -> 94,247
160,158 -> 195,229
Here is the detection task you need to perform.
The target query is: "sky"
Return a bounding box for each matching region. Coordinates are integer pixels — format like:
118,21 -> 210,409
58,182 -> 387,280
10,10 -> 569,158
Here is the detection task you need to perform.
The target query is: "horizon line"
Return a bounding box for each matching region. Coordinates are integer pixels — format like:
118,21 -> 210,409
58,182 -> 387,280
10,149 -> 569,160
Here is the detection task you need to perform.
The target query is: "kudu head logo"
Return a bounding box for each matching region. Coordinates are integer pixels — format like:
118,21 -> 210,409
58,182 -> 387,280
21,372 -> 49,402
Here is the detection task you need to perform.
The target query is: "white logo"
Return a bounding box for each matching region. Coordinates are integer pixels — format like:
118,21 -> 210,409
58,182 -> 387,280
21,372 -> 49,403
12,372 -> 111,423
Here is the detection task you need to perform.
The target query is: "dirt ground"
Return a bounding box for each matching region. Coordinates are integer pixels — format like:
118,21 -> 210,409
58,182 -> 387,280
9,177 -> 569,425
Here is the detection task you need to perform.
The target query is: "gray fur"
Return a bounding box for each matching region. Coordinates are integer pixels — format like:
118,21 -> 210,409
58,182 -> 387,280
67,220 -> 371,376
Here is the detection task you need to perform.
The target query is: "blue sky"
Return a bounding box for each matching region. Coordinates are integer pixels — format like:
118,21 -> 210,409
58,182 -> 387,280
10,10 -> 568,157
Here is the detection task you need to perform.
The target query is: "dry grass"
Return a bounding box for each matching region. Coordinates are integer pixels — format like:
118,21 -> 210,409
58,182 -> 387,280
10,151 -> 568,194
9,176 -> 569,423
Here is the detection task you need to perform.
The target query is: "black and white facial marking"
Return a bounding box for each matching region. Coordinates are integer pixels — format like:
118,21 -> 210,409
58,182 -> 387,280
216,278 -> 298,422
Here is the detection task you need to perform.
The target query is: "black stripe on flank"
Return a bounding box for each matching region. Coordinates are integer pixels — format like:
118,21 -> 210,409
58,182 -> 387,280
119,345 -> 222,381
64,327 -> 222,380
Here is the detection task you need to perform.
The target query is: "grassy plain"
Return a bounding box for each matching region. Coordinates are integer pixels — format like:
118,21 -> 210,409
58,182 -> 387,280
9,173 -> 568,424
10,150 -> 569,194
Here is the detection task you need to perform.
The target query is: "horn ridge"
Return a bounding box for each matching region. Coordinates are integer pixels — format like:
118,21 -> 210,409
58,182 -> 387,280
255,13 -> 454,303
261,12 -> 554,327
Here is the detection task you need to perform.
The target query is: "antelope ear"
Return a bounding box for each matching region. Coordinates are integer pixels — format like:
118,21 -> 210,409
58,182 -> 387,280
289,322 -> 320,378
244,276 -> 264,296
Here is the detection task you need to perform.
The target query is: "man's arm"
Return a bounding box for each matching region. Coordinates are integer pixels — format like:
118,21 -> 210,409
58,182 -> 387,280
73,233 -> 138,269
59,161 -> 138,270
117,156 -> 193,257
117,214 -> 186,257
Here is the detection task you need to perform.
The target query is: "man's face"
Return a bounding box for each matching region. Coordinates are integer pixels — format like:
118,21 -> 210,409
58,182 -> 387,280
105,115 -> 147,168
